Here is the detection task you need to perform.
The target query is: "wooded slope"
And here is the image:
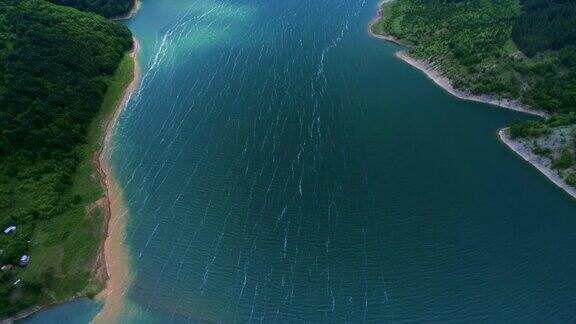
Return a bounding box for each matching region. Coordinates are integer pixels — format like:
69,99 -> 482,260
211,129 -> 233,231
48,0 -> 133,17
0,0 -> 132,316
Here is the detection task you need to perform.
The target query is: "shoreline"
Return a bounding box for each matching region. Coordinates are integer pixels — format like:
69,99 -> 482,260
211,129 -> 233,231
110,0 -> 141,21
92,38 -> 140,323
367,2 -> 548,118
1,40 -> 140,324
499,129 -> 576,200
367,0 -> 409,47
369,2 -> 576,200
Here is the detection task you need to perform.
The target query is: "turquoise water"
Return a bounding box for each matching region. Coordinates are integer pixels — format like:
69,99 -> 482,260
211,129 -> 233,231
25,0 -> 576,322
22,299 -> 102,323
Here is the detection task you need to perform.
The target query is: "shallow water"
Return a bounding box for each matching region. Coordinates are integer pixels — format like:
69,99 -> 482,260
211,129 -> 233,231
21,299 -> 102,323
25,0 -> 576,322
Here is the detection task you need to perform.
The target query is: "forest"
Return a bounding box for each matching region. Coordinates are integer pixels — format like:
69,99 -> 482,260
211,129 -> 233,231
0,0 -> 133,317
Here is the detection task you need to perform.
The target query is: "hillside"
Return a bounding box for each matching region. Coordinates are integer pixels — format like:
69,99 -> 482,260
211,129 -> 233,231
0,0 -> 133,317
372,0 -> 576,114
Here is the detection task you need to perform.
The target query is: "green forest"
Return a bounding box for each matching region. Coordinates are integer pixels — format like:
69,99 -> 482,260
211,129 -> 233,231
0,0 -> 133,317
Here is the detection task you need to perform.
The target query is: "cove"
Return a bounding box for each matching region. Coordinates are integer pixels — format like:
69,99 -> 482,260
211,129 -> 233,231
24,0 -> 576,322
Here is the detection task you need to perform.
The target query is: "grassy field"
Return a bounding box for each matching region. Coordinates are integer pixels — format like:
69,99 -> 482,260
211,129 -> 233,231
0,54 -> 134,317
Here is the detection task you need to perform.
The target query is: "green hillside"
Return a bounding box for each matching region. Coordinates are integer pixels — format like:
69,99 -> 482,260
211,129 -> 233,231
0,0 -> 133,317
372,0 -> 576,114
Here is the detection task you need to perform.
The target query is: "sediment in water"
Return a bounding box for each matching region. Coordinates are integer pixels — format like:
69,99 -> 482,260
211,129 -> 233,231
92,38 -> 141,324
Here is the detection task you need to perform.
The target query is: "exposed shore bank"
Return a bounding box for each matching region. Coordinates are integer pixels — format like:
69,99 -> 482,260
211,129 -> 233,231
92,38 -> 140,323
499,129 -> 576,200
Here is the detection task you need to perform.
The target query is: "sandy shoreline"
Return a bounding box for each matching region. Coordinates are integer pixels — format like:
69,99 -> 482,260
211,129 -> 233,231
92,38 -> 140,324
499,129 -> 576,200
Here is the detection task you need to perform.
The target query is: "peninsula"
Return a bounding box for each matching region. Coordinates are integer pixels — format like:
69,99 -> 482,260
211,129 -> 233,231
371,0 -> 576,199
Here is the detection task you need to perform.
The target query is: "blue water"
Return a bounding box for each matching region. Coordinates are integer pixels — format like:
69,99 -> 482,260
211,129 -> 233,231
25,0 -> 576,322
